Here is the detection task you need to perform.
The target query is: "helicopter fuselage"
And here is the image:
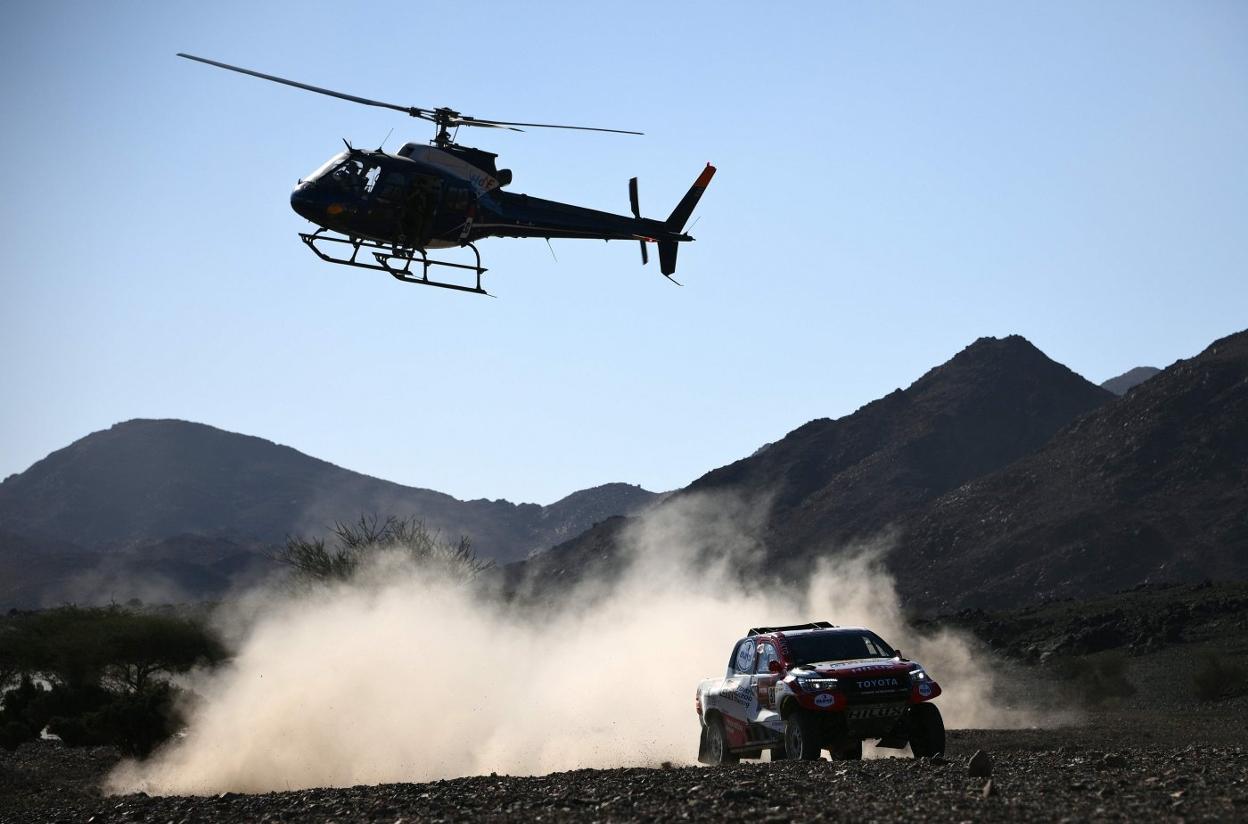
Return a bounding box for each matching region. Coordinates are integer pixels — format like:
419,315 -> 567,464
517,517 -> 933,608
177,52 -> 715,292
289,143 -> 703,258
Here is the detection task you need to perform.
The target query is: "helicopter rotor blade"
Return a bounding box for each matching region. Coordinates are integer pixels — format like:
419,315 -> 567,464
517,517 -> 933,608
177,53 -> 642,138
460,121 -> 524,132
176,53 -> 431,119
459,116 -> 643,136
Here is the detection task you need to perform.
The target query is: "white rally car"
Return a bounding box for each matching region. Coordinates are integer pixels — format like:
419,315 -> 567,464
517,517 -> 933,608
695,622 -> 945,763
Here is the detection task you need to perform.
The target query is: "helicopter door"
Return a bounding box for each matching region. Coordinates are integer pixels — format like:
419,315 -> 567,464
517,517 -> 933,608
396,174 -> 442,248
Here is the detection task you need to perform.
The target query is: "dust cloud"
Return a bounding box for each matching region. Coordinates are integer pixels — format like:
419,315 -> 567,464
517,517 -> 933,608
107,492 -> 1043,795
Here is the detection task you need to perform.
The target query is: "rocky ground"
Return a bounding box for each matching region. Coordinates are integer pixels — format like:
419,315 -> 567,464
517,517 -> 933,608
5,581 -> 1246,823
4,712 -> 1247,823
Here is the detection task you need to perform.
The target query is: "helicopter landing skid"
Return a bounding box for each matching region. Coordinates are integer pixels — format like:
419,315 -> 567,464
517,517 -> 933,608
298,232 -> 490,295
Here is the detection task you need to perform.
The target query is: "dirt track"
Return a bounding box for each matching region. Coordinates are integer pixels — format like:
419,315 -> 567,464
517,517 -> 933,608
4,715 -> 1248,823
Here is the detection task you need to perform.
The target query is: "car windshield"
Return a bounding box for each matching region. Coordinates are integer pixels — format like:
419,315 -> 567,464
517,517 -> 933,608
785,631 -> 896,665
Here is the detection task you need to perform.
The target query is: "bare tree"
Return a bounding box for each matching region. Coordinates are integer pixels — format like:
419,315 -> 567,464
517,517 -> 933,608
274,515 -> 493,583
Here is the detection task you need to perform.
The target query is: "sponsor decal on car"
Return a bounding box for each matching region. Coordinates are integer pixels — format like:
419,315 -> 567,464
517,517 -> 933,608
846,704 -> 907,720
720,681 -> 754,707
857,678 -> 900,689
736,643 -> 755,672
814,693 -> 834,708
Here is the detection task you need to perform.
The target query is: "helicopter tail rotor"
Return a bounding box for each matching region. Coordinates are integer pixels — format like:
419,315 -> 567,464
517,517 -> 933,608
629,177 -> 648,265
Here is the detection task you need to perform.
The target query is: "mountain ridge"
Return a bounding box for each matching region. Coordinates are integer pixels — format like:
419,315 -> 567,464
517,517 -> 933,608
898,329 -> 1248,609
1100,365 -> 1161,396
0,418 -> 657,565
515,334 -> 1116,591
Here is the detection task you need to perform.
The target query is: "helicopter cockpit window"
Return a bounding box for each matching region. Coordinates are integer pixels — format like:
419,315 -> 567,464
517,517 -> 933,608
321,159 -> 384,195
327,158 -> 366,190
301,151 -> 347,184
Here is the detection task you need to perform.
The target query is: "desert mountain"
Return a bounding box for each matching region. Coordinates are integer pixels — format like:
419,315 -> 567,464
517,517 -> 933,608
900,330 -> 1248,610
1101,366 -> 1161,396
0,419 -> 656,566
517,335 -> 1115,590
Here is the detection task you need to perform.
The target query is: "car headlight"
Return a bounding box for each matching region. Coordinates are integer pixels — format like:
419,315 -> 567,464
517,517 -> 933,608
909,668 -> 930,683
795,676 -> 838,692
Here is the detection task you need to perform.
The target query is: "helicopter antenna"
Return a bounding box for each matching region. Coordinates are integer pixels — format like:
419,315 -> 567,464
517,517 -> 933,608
378,127 -> 394,151
545,238 -> 558,263
176,53 -> 644,147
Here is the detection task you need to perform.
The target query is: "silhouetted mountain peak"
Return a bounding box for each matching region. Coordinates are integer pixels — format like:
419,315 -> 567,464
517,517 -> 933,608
520,333 -> 1115,589
903,328 -> 1248,609
911,334 -> 1090,394
1101,366 -> 1162,396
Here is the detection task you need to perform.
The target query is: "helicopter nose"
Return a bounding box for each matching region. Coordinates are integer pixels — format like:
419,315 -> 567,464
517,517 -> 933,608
290,185 -> 321,223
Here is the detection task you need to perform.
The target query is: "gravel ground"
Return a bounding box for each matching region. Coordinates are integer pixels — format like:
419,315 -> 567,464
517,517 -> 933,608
4,721 -> 1248,823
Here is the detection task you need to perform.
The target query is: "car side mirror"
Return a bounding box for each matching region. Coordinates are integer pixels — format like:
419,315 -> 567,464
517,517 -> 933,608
768,659 -> 783,674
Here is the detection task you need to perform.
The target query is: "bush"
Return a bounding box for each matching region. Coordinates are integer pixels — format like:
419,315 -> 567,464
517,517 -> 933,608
275,515 -> 493,584
49,682 -> 181,757
0,607 -> 225,755
1192,653 -> 1248,702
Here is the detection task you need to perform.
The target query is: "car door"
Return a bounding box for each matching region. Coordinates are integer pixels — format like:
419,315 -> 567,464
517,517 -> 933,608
753,641 -> 784,736
714,639 -> 758,747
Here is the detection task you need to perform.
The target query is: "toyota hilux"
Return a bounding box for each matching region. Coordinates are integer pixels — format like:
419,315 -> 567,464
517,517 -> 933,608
695,622 -> 944,763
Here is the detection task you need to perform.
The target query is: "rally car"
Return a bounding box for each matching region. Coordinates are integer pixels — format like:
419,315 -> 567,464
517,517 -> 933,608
695,622 -> 945,763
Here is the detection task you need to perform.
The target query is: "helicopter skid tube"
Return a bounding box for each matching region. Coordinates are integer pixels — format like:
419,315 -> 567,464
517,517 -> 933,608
298,232 -> 490,295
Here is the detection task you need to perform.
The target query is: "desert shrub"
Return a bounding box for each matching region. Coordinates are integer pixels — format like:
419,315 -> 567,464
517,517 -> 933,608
1191,653 -> 1248,702
49,682 -> 180,756
1052,652 -> 1136,703
275,515 -> 493,584
0,607 -> 225,755
0,607 -> 224,691
0,677 -> 47,750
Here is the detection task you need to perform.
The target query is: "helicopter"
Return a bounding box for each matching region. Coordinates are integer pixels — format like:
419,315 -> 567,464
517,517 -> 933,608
178,54 -> 716,295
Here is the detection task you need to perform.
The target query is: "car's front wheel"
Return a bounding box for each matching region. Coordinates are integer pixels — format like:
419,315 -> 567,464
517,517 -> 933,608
783,711 -> 822,760
908,702 -> 945,758
702,716 -> 740,765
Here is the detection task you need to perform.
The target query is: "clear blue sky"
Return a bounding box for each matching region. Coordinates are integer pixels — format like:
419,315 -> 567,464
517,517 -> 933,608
2,1 -> 1245,503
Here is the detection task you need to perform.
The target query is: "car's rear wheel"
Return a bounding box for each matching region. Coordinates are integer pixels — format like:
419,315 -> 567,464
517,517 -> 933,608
908,703 -> 945,758
704,716 -> 739,765
783,711 -> 822,760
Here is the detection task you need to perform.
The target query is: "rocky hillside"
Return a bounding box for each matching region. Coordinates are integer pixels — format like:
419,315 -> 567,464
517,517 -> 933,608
899,330 -> 1248,610
517,335 -> 1115,589
0,420 -> 656,566
1100,366 -> 1161,395
0,530 -> 96,610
